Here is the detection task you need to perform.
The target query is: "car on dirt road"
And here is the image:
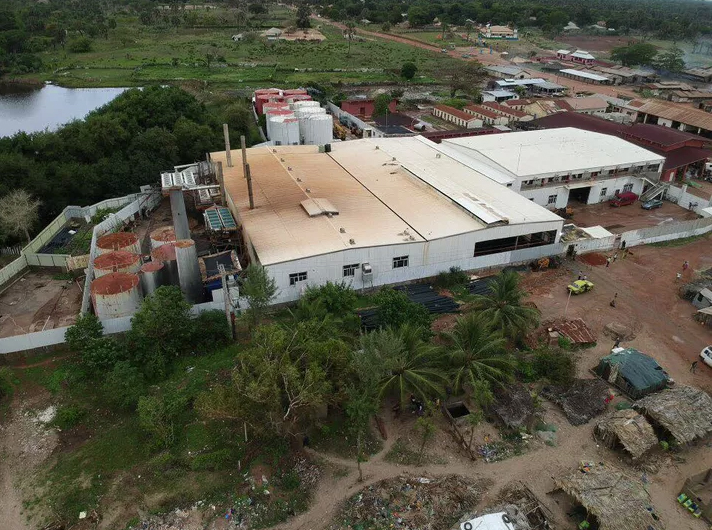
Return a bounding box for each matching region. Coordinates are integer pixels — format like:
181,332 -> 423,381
641,198 -> 664,210
610,191 -> 638,207
701,346 -> 712,368
567,279 -> 594,294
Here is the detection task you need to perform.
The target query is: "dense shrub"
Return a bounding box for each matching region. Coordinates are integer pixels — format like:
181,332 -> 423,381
434,266 -> 469,290
302,281 -> 357,314
373,288 -> 431,333
533,348 -> 576,386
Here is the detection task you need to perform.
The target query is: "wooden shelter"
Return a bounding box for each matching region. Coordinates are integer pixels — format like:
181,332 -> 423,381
594,409 -> 657,459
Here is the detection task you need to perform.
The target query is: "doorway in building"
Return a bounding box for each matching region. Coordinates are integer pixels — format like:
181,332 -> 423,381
569,186 -> 591,204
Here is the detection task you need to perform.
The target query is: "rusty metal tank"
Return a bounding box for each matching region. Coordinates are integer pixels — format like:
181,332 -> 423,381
96,232 -> 141,256
93,251 -> 142,278
90,272 -> 143,319
140,261 -> 166,296
149,226 -> 176,250
150,243 -> 178,286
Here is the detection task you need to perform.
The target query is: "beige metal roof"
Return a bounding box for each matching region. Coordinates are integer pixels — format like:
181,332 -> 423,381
634,99 -> 712,131
213,137 -> 561,265
444,128 -> 664,178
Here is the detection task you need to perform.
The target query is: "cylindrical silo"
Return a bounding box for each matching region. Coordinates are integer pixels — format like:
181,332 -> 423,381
140,261 -> 166,296
91,272 -> 143,319
151,243 -> 178,286
175,239 -> 203,304
289,100 -> 319,111
285,94 -> 312,105
149,226 -> 176,250
96,232 -> 141,256
265,109 -> 294,140
303,114 -> 334,145
269,115 -> 301,146
283,88 -> 308,96
93,251 -> 142,278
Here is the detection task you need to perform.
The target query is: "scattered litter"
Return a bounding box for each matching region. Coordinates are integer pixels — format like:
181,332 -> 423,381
35,405 -> 57,424
78,511 -> 87,519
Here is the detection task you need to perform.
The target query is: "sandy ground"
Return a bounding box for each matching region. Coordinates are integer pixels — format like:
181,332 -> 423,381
0,271 -> 82,338
569,200 -> 700,233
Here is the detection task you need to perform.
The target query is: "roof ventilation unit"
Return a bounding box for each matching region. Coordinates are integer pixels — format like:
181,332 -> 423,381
349,238 -> 355,245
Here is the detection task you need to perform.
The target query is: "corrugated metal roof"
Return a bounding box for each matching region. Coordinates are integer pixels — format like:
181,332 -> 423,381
560,69 -> 609,81
634,99 -> 712,131
435,104 -> 481,122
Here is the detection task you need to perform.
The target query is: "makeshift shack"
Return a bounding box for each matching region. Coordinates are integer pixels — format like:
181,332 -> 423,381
633,385 -> 712,445
541,379 -> 610,425
679,469 -> 712,523
491,384 -> 535,430
595,347 -> 669,399
692,287 -> 712,310
554,463 -> 664,530
594,409 -> 657,459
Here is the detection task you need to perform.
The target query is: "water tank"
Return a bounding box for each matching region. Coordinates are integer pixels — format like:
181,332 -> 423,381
140,260 -> 165,296
269,116 -> 300,146
175,239 -> 203,304
254,88 -> 282,96
289,100 -> 320,111
96,232 -> 141,256
151,243 -> 179,286
283,88 -> 308,96
265,109 -> 294,140
149,226 -> 176,249
91,272 -> 143,319
93,250 -> 142,278
303,114 -> 334,146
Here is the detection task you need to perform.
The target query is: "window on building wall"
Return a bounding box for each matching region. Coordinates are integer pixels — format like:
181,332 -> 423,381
648,164 -> 660,172
343,263 -> 359,277
623,183 -> 634,192
289,271 -> 307,285
600,187 -> 608,197
392,256 -> 409,268
608,169 -> 615,175
547,194 -> 557,205
591,171 -> 599,177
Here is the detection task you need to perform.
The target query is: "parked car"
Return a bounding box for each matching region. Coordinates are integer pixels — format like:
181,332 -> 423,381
641,199 -> 664,210
700,346 -> 712,368
567,279 -> 594,294
610,191 -> 638,207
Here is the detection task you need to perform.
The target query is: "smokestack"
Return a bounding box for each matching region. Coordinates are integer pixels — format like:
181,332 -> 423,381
240,135 -> 248,180
216,161 -> 225,206
245,163 -> 255,210
223,123 -> 232,167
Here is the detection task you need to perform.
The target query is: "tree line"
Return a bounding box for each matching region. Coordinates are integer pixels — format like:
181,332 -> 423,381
0,86 -> 257,244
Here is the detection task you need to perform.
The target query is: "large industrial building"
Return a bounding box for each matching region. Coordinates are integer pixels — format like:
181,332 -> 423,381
439,128 -> 665,209
212,137 -> 563,303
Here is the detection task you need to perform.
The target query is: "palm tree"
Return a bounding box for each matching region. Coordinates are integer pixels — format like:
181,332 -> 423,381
359,325 -> 447,406
472,271 -> 540,341
445,313 -> 514,394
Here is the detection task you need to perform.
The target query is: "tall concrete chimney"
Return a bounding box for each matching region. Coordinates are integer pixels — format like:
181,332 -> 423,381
240,135 -> 248,180
175,239 -> 203,304
169,190 -> 190,240
245,163 -> 255,210
216,161 -> 225,206
223,123 -> 232,167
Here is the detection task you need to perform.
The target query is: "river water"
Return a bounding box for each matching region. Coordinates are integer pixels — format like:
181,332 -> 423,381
0,84 -> 128,138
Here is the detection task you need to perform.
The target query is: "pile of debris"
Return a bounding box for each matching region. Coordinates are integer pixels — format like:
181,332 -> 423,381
541,379 -> 610,426
490,384 -> 535,430
331,474 -> 489,530
526,318 -> 596,348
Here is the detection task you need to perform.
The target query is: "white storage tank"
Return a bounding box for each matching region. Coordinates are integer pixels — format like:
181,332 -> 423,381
96,232 -> 141,256
289,100 -> 320,111
140,260 -> 166,296
269,115 -> 300,146
265,109 -> 294,140
303,114 -> 334,146
91,272 -> 143,319
93,251 -> 142,278
150,226 -> 176,249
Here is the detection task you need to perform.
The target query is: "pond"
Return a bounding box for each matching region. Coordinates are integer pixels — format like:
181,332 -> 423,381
0,84 -> 129,138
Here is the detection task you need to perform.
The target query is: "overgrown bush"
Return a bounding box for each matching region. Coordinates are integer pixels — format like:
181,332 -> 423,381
103,361 -> 146,410
65,313 -> 103,353
302,281 -> 357,314
533,348 -> 576,386
434,266 -> 469,290
373,288 -> 431,334
190,310 -> 232,351
52,405 -> 87,430
138,385 -> 189,449
0,367 -> 14,401
190,448 -> 234,471
68,36 -> 92,53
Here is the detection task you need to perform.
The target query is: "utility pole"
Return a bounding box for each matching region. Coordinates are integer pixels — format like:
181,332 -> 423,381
218,264 -> 235,340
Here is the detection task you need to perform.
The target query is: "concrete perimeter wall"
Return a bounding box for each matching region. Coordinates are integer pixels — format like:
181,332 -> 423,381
0,301 -> 223,355
620,217 -> 712,247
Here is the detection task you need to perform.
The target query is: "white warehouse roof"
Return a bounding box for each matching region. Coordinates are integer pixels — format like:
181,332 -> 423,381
442,128 -> 665,179
560,69 -> 609,82
212,137 -> 561,265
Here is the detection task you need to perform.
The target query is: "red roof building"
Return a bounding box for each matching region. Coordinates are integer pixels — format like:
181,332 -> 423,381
341,98 -> 397,118
464,105 -> 511,126
432,104 -> 484,129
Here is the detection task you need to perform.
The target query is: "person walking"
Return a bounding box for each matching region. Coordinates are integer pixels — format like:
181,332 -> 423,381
578,271 -> 583,280
683,260 -> 689,271
610,293 -> 618,308
613,252 -> 618,262
606,257 -> 611,268
690,360 -> 698,374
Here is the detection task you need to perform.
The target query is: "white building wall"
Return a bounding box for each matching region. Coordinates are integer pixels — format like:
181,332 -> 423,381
519,187 -> 570,209
263,220 -> 562,303
518,176 -> 645,209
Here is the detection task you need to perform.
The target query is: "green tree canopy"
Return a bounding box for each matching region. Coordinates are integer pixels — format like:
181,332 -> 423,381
610,42 -> 658,67
401,62 -> 418,80
653,47 -> 685,73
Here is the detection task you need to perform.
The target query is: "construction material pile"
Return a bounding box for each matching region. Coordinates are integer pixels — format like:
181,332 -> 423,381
331,474 -> 488,530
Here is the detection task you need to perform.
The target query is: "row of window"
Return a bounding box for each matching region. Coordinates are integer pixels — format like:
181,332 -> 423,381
545,183 -> 635,206
289,256 -> 411,285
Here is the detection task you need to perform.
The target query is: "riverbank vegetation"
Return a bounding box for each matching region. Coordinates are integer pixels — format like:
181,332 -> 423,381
0,86 -> 258,231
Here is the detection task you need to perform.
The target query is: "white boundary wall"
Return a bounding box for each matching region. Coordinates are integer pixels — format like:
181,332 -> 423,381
0,301 -> 222,354
620,217 -> 712,247
667,185 -> 712,215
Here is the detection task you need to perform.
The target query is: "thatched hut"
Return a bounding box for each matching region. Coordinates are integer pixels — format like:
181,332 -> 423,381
594,409 -> 657,459
633,385 -> 712,445
491,384 -> 535,430
541,379 -> 610,425
554,463 -> 664,530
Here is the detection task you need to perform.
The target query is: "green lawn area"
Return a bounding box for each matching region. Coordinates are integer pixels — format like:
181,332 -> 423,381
23,8 -> 459,88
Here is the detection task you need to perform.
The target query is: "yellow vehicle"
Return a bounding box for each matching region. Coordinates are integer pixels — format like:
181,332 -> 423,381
567,280 -> 594,294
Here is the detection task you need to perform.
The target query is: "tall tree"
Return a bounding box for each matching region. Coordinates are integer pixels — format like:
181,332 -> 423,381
653,47 -> 685,73
610,42 -> 658,67
345,384 -> 378,482
437,61 -> 486,97
0,189 -> 41,243
471,271 -> 539,341
445,312 -> 514,394
240,263 -> 277,329
296,2 -> 311,29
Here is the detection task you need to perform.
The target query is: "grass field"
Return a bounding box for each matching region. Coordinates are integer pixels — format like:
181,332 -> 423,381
18,7 -> 458,89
